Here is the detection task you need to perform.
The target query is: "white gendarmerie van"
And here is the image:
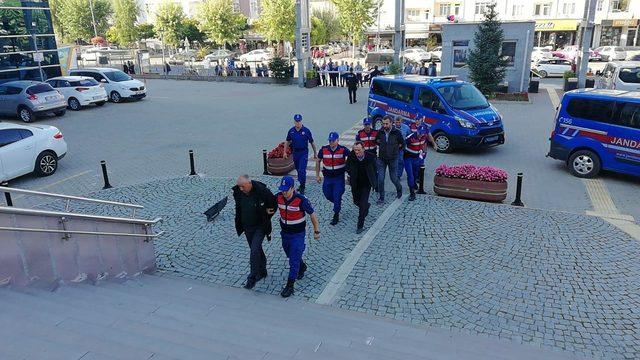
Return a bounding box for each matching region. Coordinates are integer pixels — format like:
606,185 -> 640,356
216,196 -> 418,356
596,61 -> 640,91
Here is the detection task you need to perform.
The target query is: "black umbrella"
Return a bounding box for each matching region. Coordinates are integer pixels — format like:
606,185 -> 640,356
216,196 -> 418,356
204,196 -> 228,221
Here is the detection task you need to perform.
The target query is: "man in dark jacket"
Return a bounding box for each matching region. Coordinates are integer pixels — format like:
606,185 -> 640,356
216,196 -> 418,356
346,142 -> 378,234
374,115 -> 405,203
344,68 -> 358,104
232,175 -> 277,290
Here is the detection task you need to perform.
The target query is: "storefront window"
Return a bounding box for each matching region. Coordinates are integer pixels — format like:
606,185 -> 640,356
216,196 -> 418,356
0,65 -> 61,82
0,49 -> 59,68
501,41 -> 516,67
600,27 -> 622,46
1,35 -> 56,53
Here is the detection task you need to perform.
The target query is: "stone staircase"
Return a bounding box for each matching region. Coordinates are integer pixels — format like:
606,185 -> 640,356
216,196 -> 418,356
0,274 -> 584,360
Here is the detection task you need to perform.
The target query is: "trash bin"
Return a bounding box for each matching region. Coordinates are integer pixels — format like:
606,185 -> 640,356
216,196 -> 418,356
528,80 -> 539,93
585,78 -> 595,88
564,77 -> 578,91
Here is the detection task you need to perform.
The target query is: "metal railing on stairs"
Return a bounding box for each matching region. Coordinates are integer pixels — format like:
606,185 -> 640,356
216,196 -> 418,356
0,187 -> 162,288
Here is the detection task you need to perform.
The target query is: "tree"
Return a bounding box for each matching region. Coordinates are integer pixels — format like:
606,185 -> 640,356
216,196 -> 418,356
112,0 -> 139,46
310,17 -> 328,46
254,0 -> 295,54
332,0 -> 377,55
197,0 -> 246,48
155,2 -> 185,46
136,23 -> 156,40
178,18 -> 206,45
56,0 -> 111,42
48,0 -> 65,40
467,3 -> 506,94
311,9 -> 340,44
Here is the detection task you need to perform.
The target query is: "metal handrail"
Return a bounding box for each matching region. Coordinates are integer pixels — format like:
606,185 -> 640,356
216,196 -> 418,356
0,206 -> 161,226
0,226 -> 164,239
0,187 -> 143,210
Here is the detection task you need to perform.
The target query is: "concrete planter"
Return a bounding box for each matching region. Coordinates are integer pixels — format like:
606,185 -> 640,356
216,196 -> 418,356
305,77 -> 319,88
267,157 -> 294,175
433,175 -> 507,202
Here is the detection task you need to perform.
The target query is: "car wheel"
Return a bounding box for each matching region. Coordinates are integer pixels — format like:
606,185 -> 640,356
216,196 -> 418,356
372,116 -> 383,131
433,132 -> 453,153
538,70 -> 548,78
568,150 -> 601,178
18,106 -> 34,123
110,91 -> 122,103
95,101 -> 106,106
54,110 -> 66,117
68,98 -> 81,111
34,151 -> 58,177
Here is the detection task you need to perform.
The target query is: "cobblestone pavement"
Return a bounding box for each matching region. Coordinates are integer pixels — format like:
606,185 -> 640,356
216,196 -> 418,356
41,175 -> 390,301
335,195 -> 640,359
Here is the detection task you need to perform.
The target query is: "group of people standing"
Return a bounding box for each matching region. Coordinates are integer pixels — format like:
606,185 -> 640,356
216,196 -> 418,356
315,59 -> 365,88
122,61 -> 136,75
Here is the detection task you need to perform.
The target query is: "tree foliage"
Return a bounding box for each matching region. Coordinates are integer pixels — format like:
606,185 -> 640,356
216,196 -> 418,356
331,0 -> 377,44
112,0 -> 139,46
310,8 -> 340,45
179,18 -> 206,44
136,23 -> 156,40
56,0 -> 111,42
155,2 -> 186,46
254,0 -> 295,43
197,0 -> 246,47
467,3 -> 506,94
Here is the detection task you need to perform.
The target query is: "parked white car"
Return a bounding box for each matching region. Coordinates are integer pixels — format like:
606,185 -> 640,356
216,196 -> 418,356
45,76 -> 108,111
596,61 -> 640,91
403,48 -> 432,63
0,123 -> 67,182
595,46 -> 627,61
532,58 -> 572,78
429,46 -> 442,62
239,49 -> 273,62
68,68 -> 146,103
531,47 -> 553,62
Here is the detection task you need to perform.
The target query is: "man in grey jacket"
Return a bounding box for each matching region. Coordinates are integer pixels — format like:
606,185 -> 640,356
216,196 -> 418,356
374,115 -> 405,203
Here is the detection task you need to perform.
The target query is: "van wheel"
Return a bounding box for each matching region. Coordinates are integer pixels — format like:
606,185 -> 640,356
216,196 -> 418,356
372,116 -> 383,130
538,70 -> 548,78
568,150 -> 601,178
68,98 -> 81,111
433,132 -> 453,153
34,151 -> 58,177
18,106 -> 34,123
110,91 -> 122,103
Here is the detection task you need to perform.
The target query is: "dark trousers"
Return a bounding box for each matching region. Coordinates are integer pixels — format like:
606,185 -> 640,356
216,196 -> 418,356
330,74 -> 337,87
348,87 -> 357,103
352,185 -> 371,229
377,157 -> 402,198
357,73 -> 363,86
245,227 -> 267,280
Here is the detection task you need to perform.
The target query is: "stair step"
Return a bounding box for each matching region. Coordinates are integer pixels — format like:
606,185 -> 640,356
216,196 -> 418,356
0,322 -> 89,360
294,340 -> 424,360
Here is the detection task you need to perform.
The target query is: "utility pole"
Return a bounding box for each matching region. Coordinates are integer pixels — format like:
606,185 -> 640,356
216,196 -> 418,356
376,2 -> 381,51
88,0 -> 98,38
295,0 -> 311,87
576,0 -> 597,88
393,0 -> 405,64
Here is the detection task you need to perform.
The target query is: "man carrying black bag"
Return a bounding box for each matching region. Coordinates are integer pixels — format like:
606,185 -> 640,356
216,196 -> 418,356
232,175 -> 277,290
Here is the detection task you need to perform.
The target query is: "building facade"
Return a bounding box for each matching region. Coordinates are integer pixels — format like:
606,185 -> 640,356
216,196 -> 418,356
140,0 -> 260,24
0,0 -> 61,83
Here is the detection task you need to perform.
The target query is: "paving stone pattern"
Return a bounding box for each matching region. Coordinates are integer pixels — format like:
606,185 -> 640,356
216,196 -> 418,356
335,196 -> 640,359
41,175 -> 390,301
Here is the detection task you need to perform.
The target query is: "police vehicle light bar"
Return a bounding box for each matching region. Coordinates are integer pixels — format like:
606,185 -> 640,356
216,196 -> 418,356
425,75 -> 458,82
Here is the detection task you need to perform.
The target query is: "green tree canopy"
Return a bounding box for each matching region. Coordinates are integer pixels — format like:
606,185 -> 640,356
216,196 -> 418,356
197,0 -> 246,47
179,18 -> 206,44
467,3 -> 506,94
56,0 -> 111,42
254,0 -> 295,43
155,2 -> 185,46
310,17 -> 328,46
112,0 -> 139,46
135,23 -> 156,40
331,0 -> 377,45
311,8 -> 340,45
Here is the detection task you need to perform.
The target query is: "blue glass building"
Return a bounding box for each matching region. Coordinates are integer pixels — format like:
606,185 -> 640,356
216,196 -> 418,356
0,0 -> 61,83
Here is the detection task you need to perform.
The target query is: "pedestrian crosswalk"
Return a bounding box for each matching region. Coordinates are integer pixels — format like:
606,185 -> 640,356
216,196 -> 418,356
305,121 -> 362,178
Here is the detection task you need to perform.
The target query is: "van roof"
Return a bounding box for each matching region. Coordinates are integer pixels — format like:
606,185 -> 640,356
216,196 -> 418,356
565,88 -> 640,101
374,75 -> 461,87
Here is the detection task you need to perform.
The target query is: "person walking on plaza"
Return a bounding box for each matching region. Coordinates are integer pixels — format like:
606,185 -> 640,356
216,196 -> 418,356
164,62 -> 171,75
316,132 -> 350,225
354,61 -> 363,86
404,125 -> 434,201
284,114 -> 317,195
276,176 -> 320,298
346,142 -> 378,234
394,116 -> 411,179
356,118 -> 378,156
345,69 -> 358,104
375,116 -> 405,203
428,61 -> 437,76
232,175 -> 277,290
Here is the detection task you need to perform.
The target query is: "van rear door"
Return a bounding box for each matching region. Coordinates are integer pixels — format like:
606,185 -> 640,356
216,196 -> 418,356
609,101 -> 640,174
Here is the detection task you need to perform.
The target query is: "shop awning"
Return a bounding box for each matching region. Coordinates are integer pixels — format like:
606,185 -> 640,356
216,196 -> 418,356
405,32 -> 429,39
535,20 -> 579,32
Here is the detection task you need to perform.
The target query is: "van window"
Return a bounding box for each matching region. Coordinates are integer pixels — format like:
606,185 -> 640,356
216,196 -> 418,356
371,79 -> 389,97
387,83 -> 414,103
618,67 -> 640,83
613,102 -> 640,130
437,83 -> 488,110
566,98 -> 614,123
418,88 -> 441,110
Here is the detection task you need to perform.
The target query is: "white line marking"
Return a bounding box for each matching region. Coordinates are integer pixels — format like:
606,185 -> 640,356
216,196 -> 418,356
546,87 -> 561,109
11,170 -> 94,201
315,195 -> 406,305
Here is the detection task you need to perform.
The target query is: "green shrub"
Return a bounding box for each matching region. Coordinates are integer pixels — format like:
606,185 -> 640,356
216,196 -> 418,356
269,57 -> 292,79
563,70 -> 576,80
386,62 -> 402,75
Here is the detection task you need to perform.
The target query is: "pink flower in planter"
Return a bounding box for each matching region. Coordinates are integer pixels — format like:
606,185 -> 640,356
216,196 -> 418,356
435,164 -> 508,183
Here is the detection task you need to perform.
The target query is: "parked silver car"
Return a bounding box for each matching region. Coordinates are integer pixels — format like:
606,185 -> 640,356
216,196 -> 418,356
0,81 -> 66,122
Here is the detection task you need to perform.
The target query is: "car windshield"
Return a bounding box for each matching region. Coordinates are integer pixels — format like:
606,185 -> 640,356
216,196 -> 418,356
70,79 -> 99,86
618,67 -> 640,83
26,83 -> 54,94
437,83 -> 489,110
104,70 -> 132,82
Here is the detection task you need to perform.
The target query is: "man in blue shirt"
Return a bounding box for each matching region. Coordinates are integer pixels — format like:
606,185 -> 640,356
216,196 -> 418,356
394,115 -> 411,179
284,114 -> 317,195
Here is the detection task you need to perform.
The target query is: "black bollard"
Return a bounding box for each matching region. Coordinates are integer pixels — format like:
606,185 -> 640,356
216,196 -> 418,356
417,165 -> 427,194
100,160 -> 112,189
189,150 -> 196,176
511,173 -> 524,207
262,149 -> 269,175
1,182 -> 12,207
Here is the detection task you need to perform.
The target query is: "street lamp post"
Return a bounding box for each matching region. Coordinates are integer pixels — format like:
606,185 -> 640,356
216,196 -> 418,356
376,4 -> 382,51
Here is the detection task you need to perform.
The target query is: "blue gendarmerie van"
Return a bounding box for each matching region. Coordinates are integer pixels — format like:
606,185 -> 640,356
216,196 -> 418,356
367,75 -> 504,153
548,89 -> 640,178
